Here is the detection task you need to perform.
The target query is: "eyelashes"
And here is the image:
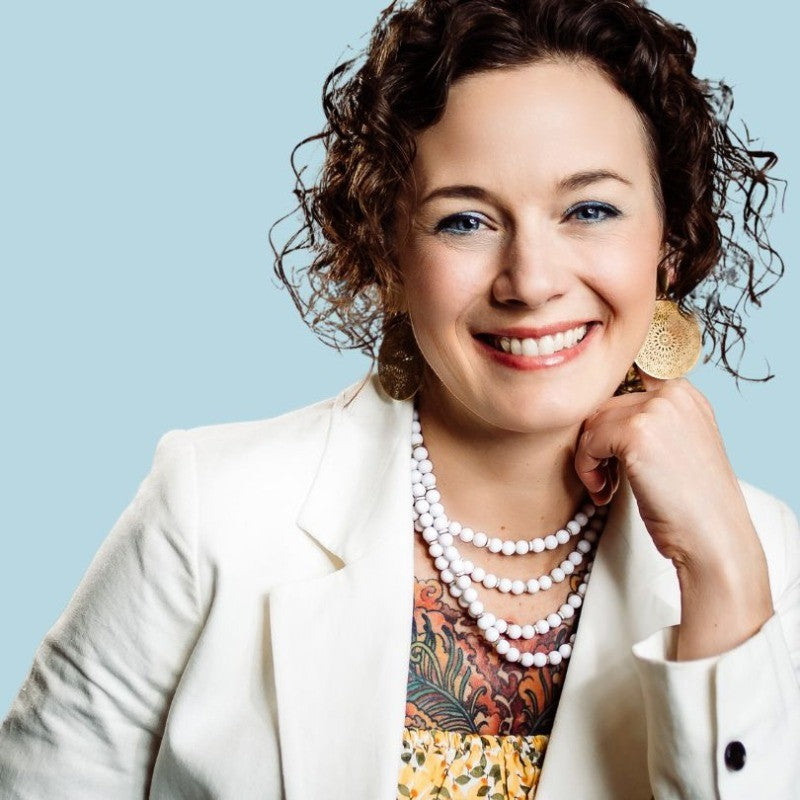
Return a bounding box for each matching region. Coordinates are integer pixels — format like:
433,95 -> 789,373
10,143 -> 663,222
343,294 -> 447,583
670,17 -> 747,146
434,202 -> 621,235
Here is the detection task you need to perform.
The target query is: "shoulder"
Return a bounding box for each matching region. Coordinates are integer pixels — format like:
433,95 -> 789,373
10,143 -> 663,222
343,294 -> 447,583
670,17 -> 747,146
738,478 -> 800,599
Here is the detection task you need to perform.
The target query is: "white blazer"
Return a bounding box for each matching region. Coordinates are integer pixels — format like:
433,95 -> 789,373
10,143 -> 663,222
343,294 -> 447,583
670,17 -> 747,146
1,374 -> 798,799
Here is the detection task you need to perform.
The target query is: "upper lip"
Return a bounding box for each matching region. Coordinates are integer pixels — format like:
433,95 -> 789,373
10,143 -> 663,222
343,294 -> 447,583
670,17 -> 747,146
478,321 -> 597,339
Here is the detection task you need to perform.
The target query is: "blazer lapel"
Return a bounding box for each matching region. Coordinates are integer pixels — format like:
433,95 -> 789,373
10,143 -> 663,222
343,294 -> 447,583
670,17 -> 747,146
535,477 -> 681,799
269,377 -> 416,800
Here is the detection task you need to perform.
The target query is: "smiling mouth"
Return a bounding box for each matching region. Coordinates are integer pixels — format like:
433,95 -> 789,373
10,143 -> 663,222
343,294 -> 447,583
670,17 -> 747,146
477,323 -> 593,357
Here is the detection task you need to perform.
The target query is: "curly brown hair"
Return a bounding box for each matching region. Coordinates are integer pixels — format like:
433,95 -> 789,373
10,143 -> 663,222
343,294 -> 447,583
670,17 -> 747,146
270,0 -> 785,383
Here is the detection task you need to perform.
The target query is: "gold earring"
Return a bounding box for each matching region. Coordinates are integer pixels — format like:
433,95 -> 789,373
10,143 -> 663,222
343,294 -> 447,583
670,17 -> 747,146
377,315 -> 424,400
633,269 -> 703,380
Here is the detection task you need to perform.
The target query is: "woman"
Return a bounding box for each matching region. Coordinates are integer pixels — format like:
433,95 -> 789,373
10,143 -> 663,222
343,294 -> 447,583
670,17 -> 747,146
1,0 -> 797,798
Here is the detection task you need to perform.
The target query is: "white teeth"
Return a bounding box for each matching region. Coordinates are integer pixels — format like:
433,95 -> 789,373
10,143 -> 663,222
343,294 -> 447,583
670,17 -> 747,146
538,335 -> 555,356
494,324 -> 588,356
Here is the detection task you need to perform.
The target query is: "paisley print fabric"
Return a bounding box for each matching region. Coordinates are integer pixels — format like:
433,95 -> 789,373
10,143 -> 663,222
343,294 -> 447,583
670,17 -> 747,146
405,577 -> 580,735
397,727 -> 547,799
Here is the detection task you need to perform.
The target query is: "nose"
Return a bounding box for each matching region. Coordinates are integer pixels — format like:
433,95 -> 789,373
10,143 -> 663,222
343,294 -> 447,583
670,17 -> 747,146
491,228 -> 568,309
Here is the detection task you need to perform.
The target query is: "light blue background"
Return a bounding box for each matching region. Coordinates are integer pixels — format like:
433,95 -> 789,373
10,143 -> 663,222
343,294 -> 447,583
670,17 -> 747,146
1,1 -> 796,713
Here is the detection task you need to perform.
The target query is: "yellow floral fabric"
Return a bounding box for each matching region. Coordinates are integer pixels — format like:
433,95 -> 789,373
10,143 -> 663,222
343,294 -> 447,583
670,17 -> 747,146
397,727 -> 548,799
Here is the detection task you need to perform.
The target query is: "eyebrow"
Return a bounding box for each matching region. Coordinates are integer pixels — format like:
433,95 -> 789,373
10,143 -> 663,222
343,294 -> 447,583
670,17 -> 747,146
419,169 -> 633,205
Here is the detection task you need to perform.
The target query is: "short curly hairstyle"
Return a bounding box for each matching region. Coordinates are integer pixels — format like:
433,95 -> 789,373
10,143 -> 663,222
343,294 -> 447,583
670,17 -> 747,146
271,0 -> 784,382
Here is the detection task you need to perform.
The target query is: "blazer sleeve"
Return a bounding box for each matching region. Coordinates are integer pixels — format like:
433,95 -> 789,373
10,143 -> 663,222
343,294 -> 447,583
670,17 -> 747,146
0,429 -> 203,799
630,499 -> 800,800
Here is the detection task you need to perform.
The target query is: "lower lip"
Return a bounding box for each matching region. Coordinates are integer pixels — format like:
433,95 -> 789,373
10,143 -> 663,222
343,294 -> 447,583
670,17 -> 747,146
474,324 -> 599,371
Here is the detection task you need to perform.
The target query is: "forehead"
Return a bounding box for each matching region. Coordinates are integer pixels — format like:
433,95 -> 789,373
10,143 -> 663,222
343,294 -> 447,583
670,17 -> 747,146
412,59 -> 656,197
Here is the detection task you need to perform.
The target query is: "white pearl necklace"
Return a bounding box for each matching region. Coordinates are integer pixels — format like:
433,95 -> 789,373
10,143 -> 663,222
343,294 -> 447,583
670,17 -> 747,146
411,408 -> 606,668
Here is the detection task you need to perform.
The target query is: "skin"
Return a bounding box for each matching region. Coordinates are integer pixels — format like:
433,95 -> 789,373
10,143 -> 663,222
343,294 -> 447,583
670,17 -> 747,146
394,58 -> 773,686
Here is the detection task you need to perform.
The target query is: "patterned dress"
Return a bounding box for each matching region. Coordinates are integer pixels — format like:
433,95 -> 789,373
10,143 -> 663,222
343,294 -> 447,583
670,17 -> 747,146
396,572 -> 586,799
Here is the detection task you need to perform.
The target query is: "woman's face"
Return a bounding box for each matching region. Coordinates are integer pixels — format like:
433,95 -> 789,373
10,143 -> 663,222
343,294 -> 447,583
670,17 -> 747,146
396,59 -> 665,434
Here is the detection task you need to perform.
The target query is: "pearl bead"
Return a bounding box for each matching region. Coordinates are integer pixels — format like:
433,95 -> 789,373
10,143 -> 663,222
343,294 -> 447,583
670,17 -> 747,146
584,530 -> 598,543
456,575 -> 471,590
526,578 -> 540,593
419,513 -> 433,528
495,619 -> 507,634
498,578 -> 512,594
469,601 -> 484,617
544,534 -> 558,550
426,489 -> 441,504
548,651 -> 563,665
551,568 -> 565,583
559,643 -> 572,659
438,533 -> 454,547
477,613 -> 496,630
440,570 -> 454,584
429,502 -> 444,518
414,499 -> 430,515
582,503 -> 595,517
410,469 -> 422,484
532,652 -> 548,668
496,639 -> 510,656
546,613 -> 562,629
578,583 -> 587,596
412,483 -> 426,498
449,584 -> 462,598
482,573 -> 498,589
448,520 -> 462,534
471,566 -> 485,583
433,515 -> 449,531
569,551 -> 583,565
488,538 -> 503,554
484,627 -> 500,643
559,604 -> 574,619
507,624 -> 522,640
421,473 -> 436,488
568,594 -> 582,608
458,596 -> 470,609
575,512 -> 588,526
556,529 -> 570,545
444,546 -> 459,562
531,538 -> 545,553
561,560 -> 575,575
506,647 -> 520,663
434,556 -> 449,571
428,543 -> 444,558
539,575 -> 552,591
515,540 -> 529,555
566,520 -> 581,536
411,432 -> 423,446
462,560 -> 474,574
418,459 -> 433,474
577,540 -> 592,554
521,652 -> 534,667
422,527 -> 438,543
450,559 -> 465,575
511,580 -> 525,595
535,619 -> 549,635
473,532 -> 488,548
462,587 -> 478,604
521,624 -> 535,639
411,420 -> 421,433
501,540 -> 516,556
459,527 -> 474,543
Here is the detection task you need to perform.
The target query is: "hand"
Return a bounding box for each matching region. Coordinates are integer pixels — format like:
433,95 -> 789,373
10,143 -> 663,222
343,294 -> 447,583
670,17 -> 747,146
574,374 -> 755,571
574,373 -> 774,659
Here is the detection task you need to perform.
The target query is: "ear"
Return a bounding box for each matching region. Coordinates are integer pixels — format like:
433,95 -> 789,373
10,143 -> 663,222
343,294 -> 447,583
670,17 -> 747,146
658,244 -> 679,293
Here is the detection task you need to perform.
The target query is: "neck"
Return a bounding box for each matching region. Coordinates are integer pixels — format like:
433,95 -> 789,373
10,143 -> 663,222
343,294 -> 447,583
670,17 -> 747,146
415,379 -> 587,539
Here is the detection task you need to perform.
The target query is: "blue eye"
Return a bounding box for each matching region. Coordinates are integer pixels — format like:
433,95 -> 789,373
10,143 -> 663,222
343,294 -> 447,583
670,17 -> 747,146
435,213 -> 487,235
567,202 -> 620,223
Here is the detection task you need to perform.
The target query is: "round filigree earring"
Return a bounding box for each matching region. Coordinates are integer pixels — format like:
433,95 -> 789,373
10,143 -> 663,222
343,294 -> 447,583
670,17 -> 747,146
633,267 -> 703,380
377,314 -> 424,401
